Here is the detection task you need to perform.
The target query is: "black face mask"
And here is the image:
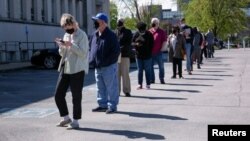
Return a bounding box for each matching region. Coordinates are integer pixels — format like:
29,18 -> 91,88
65,28 -> 74,34
94,21 -> 99,29
151,23 -> 156,27
139,29 -> 145,34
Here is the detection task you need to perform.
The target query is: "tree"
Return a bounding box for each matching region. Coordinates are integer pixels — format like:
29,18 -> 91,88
110,1 -> 118,30
180,0 -> 250,39
119,0 -> 160,27
124,17 -> 137,30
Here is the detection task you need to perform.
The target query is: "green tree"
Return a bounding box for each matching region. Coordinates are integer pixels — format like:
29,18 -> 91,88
110,1 -> 118,30
124,17 -> 137,30
180,0 -> 249,39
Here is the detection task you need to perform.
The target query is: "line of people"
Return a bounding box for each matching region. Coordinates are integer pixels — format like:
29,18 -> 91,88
53,12 -> 216,129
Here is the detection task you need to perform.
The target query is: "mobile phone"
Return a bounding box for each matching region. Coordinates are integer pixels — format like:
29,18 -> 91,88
59,39 -> 65,43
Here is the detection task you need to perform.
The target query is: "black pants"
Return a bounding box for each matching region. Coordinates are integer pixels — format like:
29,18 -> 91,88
200,46 -> 207,63
172,58 -> 182,77
55,70 -> 85,119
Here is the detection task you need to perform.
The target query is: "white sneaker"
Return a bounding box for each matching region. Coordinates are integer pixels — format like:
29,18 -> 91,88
56,119 -> 72,127
67,122 -> 79,130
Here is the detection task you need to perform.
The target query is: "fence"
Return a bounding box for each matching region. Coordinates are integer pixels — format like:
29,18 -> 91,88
0,41 -> 57,63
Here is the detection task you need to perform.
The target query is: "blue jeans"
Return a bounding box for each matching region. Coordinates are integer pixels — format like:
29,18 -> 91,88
95,63 -> 119,111
185,43 -> 192,72
151,53 -> 165,82
136,58 -> 152,85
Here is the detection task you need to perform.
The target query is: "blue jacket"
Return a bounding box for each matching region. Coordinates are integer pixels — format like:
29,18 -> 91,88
89,27 -> 120,68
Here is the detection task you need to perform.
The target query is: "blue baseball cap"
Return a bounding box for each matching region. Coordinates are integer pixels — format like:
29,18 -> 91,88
92,13 -> 108,23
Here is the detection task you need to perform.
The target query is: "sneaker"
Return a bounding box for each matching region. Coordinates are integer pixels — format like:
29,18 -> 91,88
56,119 -> 72,127
179,76 -> 184,79
146,85 -> 150,89
125,93 -> 131,97
188,71 -> 192,75
106,108 -> 117,114
171,76 -> 176,79
160,80 -> 166,84
92,106 -> 108,112
136,85 -> 142,90
67,122 -> 79,130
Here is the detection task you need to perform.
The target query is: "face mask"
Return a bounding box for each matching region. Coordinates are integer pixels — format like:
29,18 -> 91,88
65,28 -> 74,34
94,21 -> 99,29
151,23 -> 156,27
139,30 -> 145,34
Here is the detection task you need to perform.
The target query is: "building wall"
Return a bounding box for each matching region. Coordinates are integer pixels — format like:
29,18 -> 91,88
0,0 -> 110,42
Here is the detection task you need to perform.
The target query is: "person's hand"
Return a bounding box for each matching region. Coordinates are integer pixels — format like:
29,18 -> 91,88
63,41 -> 72,47
55,38 -> 65,46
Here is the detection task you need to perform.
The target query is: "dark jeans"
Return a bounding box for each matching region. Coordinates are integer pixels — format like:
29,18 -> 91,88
55,70 -> 85,119
136,58 -> 152,86
172,58 -> 182,77
207,44 -> 214,58
151,53 -> 165,82
200,46 -> 207,63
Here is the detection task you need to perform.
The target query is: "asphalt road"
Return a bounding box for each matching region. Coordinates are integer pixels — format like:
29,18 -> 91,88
0,48 -> 250,141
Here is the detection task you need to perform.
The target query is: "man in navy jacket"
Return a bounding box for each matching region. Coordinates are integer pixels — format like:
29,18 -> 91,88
89,13 -> 120,114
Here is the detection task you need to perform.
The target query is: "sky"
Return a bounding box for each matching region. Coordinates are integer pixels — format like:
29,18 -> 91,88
112,0 -> 177,18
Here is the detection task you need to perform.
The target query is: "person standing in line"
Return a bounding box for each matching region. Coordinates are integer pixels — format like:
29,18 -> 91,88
200,33 -> 207,64
192,27 -> 202,69
149,18 -> 167,84
54,13 -> 89,129
180,18 -> 193,75
205,29 -> 215,58
168,26 -> 185,79
132,22 -> 154,89
116,19 -> 132,97
89,13 -> 120,114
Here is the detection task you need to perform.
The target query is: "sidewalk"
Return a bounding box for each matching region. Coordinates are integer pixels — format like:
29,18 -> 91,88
0,48 -> 250,141
0,62 -> 32,72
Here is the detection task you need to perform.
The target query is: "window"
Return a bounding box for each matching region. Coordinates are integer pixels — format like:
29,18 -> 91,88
7,0 -> 11,18
41,0 -> 45,22
31,0 -> 35,21
51,0 -> 56,23
20,0 -> 25,20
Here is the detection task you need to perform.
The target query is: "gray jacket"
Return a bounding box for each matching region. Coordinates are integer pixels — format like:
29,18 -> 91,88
58,28 -> 89,74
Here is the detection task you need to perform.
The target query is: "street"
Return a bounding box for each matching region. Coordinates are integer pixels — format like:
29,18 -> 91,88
0,48 -> 250,141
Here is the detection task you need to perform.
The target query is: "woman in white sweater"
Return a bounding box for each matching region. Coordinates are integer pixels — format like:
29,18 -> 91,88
54,13 -> 89,129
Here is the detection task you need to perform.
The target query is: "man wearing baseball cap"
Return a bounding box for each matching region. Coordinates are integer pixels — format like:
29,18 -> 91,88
89,13 -> 120,114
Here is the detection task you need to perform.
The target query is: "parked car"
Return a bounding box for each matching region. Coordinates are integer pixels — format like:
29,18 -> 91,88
31,48 -> 61,69
31,47 -> 136,69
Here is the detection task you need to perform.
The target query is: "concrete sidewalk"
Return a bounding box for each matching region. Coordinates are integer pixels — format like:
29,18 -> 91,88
0,48 -> 250,141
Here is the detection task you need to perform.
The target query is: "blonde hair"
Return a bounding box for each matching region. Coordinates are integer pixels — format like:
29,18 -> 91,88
60,13 -> 76,27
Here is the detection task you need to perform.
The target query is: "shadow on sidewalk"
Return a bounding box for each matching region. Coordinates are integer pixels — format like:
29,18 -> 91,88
128,95 -> 187,100
191,74 -> 233,77
76,128 -> 166,140
184,78 -> 223,81
149,88 -> 201,93
200,70 -> 227,73
116,111 -> 188,120
166,83 -> 213,87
